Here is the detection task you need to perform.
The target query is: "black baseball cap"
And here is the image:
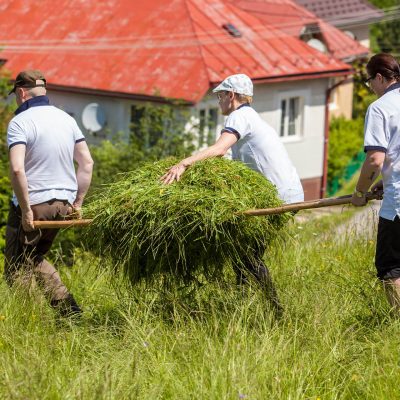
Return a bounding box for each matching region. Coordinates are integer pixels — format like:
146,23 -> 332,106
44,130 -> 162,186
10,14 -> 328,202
9,70 -> 47,95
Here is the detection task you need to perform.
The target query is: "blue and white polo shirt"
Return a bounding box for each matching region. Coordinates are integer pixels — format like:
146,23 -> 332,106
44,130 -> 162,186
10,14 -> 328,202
364,82 -> 400,220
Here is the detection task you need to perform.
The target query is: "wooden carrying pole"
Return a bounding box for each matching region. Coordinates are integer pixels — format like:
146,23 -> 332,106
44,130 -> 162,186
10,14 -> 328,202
33,219 -> 93,229
32,192 -> 381,228
242,192 -> 381,216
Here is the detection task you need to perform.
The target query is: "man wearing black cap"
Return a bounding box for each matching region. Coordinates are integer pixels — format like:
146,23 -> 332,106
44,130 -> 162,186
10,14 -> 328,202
5,70 -> 94,317
8,70 -> 47,97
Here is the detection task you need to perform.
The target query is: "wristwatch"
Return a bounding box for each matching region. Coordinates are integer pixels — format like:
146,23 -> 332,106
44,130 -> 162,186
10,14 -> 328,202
354,189 -> 365,198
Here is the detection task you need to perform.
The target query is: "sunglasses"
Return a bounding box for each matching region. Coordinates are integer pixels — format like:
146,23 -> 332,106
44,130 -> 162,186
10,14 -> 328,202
364,75 -> 376,87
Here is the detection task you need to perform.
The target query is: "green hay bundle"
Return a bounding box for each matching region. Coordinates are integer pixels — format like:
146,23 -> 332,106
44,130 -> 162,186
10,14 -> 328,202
85,158 -> 291,284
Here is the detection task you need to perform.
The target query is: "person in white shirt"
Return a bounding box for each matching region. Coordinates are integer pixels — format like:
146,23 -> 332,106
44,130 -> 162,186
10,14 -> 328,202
5,70 -> 94,317
351,53 -> 400,311
162,74 -> 304,314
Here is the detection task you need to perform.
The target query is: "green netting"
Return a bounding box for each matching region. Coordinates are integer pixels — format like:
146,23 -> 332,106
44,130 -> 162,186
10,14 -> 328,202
328,151 -> 365,196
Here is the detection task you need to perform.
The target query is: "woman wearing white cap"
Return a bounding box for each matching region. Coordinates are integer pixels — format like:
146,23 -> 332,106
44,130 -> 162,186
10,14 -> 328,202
162,73 -> 303,203
162,73 -> 304,314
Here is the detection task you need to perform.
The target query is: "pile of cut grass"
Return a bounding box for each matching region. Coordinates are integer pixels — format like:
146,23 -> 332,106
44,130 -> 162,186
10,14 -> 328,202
85,158 -> 291,284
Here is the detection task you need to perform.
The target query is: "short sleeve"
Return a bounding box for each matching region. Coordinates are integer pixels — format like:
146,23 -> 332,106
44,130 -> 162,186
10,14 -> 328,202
364,104 -> 388,153
71,117 -> 85,143
7,119 -> 27,150
222,111 -> 250,140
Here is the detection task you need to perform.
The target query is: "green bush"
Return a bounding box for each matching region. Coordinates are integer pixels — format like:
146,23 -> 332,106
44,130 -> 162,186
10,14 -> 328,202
369,0 -> 400,55
327,117 -> 364,186
0,175 -> 11,251
352,60 -> 377,120
130,102 -> 195,161
0,72 -> 15,254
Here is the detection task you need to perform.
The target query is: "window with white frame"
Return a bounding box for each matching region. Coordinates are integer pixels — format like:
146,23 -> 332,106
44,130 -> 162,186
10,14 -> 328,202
197,107 -> 219,149
279,96 -> 302,138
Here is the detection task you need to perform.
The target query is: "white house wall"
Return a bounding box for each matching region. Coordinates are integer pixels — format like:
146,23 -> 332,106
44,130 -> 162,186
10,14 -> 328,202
255,79 -> 326,180
47,90 -> 133,144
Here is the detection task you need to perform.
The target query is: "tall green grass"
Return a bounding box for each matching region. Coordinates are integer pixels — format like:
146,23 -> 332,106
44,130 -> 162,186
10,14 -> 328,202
0,211 -> 398,400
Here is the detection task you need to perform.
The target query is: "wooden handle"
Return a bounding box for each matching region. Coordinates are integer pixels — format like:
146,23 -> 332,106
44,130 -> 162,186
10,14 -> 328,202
32,219 -> 93,229
31,192 -> 382,228
242,192 -> 381,216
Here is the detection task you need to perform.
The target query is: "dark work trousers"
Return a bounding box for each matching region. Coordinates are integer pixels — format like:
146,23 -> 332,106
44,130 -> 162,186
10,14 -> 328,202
234,248 -> 283,315
4,200 -> 72,303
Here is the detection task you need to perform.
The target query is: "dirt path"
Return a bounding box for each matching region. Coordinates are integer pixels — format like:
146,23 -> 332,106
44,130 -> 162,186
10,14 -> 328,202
295,199 -> 382,240
334,200 -> 381,240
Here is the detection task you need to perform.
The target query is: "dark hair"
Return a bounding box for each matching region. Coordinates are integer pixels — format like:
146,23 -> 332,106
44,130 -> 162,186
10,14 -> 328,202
367,53 -> 400,82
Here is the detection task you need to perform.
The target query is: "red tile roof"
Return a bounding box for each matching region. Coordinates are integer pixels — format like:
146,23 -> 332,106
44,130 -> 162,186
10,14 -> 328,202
295,0 -> 384,27
0,0 -> 354,103
234,0 -> 369,60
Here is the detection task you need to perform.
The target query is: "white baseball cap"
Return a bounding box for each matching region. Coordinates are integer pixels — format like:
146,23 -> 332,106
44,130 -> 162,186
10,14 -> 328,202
212,74 -> 253,96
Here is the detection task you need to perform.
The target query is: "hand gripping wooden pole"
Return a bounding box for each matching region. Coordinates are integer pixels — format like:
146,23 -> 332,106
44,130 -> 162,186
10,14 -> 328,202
31,192 -> 382,228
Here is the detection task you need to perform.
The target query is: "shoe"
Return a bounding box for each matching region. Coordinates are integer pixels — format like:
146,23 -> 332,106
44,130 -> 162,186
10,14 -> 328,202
51,294 -> 82,318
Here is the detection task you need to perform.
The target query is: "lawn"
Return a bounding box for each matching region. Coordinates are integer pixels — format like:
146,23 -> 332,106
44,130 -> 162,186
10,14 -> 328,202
0,209 -> 398,400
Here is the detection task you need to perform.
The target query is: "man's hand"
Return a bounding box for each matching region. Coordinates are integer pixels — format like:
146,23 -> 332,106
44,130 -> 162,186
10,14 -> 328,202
161,163 -> 187,185
72,205 -> 82,219
21,208 -> 35,231
371,179 -> 384,199
351,190 -> 367,207
159,132 -> 237,185
68,202 -> 82,219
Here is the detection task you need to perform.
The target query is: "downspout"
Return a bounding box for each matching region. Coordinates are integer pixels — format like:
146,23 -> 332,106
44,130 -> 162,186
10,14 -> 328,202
321,76 -> 353,198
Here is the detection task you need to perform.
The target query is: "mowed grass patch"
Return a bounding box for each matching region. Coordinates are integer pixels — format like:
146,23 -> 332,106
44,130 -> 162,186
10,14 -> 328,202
0,211 -> 399,399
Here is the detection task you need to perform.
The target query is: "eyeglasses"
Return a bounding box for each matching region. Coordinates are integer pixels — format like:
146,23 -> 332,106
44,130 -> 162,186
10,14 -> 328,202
364,75 -> 376,87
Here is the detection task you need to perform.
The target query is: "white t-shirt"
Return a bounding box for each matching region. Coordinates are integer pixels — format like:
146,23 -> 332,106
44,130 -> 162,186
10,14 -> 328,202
7,104 -> 85,206
223,104 -> 304,204
364,83 -> 400,221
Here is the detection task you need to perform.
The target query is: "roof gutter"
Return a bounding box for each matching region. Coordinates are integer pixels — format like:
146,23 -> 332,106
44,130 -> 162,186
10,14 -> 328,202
248,69 -> 353,84
329,15 -> 385,28
46,83 -> 195,106
209,68 -> 353,90
47,69 -> 353,107
341,52 -> 369,64
321,76 -> 353,198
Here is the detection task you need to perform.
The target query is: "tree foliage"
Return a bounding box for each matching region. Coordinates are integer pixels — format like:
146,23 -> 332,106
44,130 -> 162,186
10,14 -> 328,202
352,60 -> 377,119
90,102 -> 195,188
327,117 -> 364,187
0,71 -> 16,251
369,0 -> 400,54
